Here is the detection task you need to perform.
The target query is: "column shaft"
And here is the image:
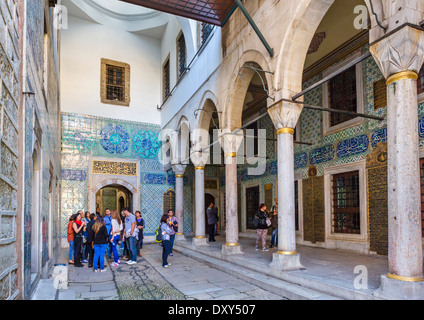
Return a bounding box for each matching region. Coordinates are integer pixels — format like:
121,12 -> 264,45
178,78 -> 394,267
194,168 -> 206,238
175,176 -> 184,235
225,155 -> 239,245
387,75 -> 423,279
277,130 -> 296,253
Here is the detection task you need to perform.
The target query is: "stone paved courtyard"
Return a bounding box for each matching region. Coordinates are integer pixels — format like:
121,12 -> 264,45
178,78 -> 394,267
112,243 -> 287,300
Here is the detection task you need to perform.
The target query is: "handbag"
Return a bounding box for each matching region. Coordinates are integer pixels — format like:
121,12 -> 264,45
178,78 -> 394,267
252,217 -> 260,229
266,218 -> 272,227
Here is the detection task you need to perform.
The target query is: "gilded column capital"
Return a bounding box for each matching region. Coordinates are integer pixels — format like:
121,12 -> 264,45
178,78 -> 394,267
370,25 -> 424,80
172,164 -> 187,177
267,98 -> 302,131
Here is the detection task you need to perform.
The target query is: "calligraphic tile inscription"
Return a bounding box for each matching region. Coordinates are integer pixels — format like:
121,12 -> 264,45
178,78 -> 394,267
373,78 -> 387,110
302,176 -> 325,244
92,160 -> 137,176
163,189 -> 176,215
367,142 -> 388,255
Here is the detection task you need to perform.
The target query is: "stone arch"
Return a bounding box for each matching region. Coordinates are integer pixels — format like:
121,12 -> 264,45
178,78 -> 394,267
223,50 -> 274,131
177,115 -> 191,165
194,90 -> 221,132
273,0 -> 376,99
90,179 -> 138,213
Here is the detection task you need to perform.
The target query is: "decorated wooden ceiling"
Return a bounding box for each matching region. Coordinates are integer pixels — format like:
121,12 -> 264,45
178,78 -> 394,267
119,0 -> 236,26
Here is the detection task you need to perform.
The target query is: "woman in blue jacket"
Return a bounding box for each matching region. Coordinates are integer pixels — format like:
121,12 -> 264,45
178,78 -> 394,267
160,215 -> 173,268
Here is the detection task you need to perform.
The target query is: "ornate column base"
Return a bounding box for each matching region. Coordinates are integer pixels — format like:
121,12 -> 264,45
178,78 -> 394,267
192,237 -> 209,247
221,243 -> 244,256
269,252 -> 305,272
374,275 -> 424,300
175,233 -> 186,241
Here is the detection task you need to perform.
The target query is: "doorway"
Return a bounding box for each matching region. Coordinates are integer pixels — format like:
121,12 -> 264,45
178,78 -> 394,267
246,186 -> 260,230
96,185 -> 133,215
31,149 -> 41,282
205,193 -> 216,235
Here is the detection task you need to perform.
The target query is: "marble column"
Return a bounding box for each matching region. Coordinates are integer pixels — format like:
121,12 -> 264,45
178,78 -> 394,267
172,164 -> 186,241
370,26 -> 424,299
192,165 -> 208,247
219,130 -> 244,255
222,152 -> 244,255
268,101 -> 304,272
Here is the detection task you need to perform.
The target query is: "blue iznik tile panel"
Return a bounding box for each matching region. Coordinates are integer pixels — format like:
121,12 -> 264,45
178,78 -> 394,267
61,112 -> 171,237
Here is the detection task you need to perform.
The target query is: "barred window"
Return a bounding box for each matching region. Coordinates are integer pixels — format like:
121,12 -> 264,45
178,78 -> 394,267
328,65 -> 357,127
163,58 -> 170,100
331,171 -> 360,234
106,65 -> 125,102
177,33 -> 187,79
420,159 -> 424,237
101,59 -> 130,106
201,23 -> 213,46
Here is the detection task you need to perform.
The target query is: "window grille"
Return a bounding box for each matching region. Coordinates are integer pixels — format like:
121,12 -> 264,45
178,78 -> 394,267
163,59 -> 170,99
418,66 -> 424,95
295,180 -> 299,231
106,65 -> 125,102
177,34 -> 186,78
331,171 -> 360,234
328,65 -> 357,127
201,23 -> 213,46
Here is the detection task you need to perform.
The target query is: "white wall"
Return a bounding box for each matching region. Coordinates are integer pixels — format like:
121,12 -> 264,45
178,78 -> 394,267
60,15 -> 162,124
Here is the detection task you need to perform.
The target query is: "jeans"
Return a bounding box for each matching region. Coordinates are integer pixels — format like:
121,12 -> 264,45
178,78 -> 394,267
136,238 -> 143,255
93,244 -> 108,271
74,236 -> 83,266
106,241 -> 112,259
169,235 -> 175,254
271,228 -> 278,246
162,240 -> 171,266
208,225 -> 215,242
69,240 -> 74,261
111,235 -> 120,263
127,236 -> 137,262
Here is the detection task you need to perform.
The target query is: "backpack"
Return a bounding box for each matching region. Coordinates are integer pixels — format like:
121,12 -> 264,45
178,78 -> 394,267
155,225 -> 163,243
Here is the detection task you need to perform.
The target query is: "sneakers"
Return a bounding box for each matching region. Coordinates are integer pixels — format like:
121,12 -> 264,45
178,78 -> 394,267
100,269 -> 106,273
94,269 -> 99,273
82,260 -> 88,264
112,263 -> 119,267
169,253 -> 173,256
163,265 -> 169,268
126,260 -> 137,265
262,248 -> 269,252
255,247 -> 259,251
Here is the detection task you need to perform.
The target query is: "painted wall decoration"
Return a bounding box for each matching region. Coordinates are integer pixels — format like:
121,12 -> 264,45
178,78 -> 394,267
133,130 -> 161,159
336,135 -> 369,159
100,124 -> 130,154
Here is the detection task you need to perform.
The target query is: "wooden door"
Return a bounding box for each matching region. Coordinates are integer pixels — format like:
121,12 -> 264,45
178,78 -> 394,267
246,186 -> 260,230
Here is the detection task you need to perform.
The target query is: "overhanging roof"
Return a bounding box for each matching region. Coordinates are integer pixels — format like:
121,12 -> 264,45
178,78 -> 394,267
119,0 -> 236,26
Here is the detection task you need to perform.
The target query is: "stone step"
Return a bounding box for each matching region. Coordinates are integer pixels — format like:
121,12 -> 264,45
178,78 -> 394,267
174,240 -> 381,300
173,244 -> 342,300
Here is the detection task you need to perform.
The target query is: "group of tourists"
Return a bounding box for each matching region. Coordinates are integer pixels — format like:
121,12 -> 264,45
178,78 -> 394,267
66,198 -> 276,272
254,198 -> 278,252
67,207 -> 145,272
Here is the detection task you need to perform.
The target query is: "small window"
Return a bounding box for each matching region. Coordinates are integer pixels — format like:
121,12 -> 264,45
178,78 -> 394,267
101,59 -> 130,107
200,23 -> 213,46
163,58 -> 170,100
331,170 -> 360,235
177,33 -> 186,79
328,65 -> 357,127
